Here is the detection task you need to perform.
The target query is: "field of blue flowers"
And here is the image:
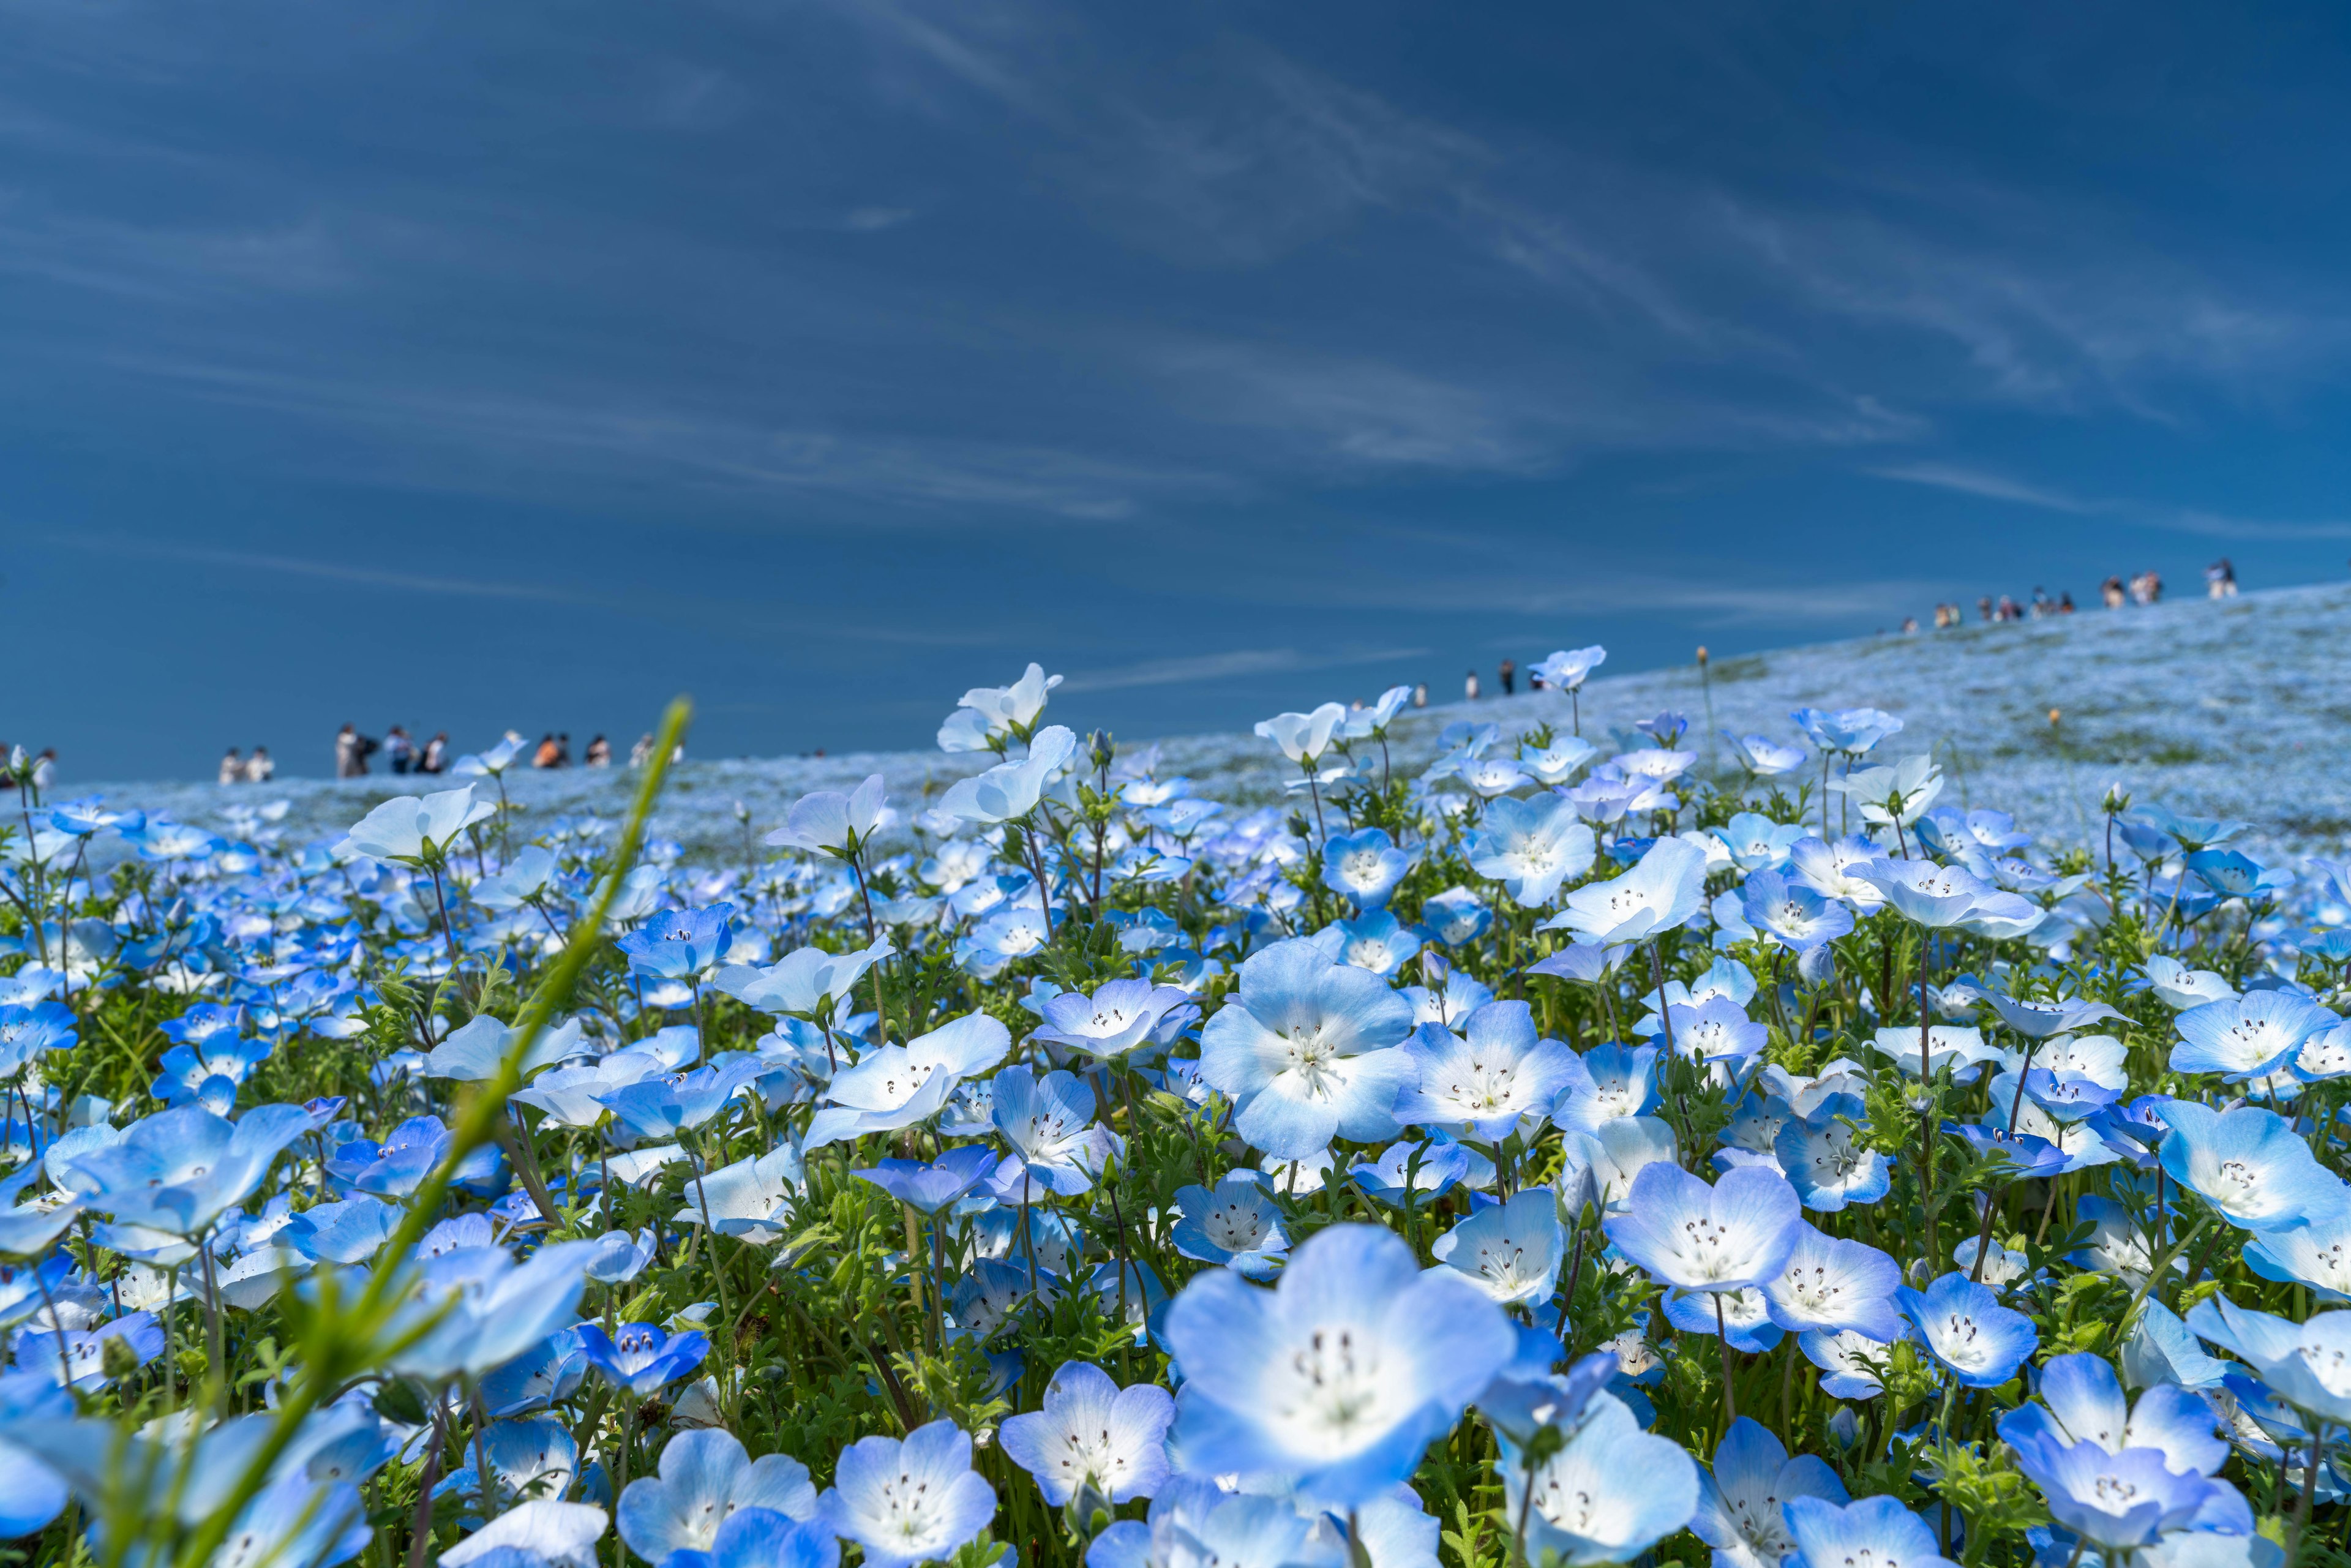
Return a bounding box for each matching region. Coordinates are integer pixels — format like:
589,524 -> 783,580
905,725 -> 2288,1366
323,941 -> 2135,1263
7,591 -> 2351,1568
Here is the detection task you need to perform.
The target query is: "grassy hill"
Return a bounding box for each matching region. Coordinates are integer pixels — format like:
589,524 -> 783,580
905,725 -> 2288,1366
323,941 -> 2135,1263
85,581 -> 2351,859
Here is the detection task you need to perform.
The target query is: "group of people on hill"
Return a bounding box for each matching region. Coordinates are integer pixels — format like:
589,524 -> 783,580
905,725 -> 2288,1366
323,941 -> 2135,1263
1897,558 -> 2239,634
525,733 -> 616,768
328,724 -> 450,780
218,747 -> 276,784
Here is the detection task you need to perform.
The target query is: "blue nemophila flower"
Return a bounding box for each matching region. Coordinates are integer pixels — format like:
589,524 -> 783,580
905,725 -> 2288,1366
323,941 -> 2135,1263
1419,887 -> 1493,948
1254,705 -> 1348,765
0,1003 -> 74,1078
991,1065 -> 1116,1196
1692,1417 -> 1849,1568
1432,1189 -> 1562,1306
802,1011 -> 1011,1149
1001,1360 -> 1174,1506
618,904 -> 738,984
1170,1175 -> 1288,1277
344,785 -> 497,866
433,1415 -> 578,1515
1521,737 -> 1599,786
1790,707 -> 1903,756
1714,812 -> 1807,874
2186,1297 -> 2351,1424
659,1509 -> 839,1568
1861,858 -> 1994,929
1321,911 -> 1422,978
424,1014 -> 589,1084
1604,1163 -> 1804,1294
1723,733 -> 1807,776
0,1373 -> 71,1536
598,1057 -> 767,1140
330,1114 -> 502,1199
2245,1210 -> 2351,1300
1800,1331 -> 1893,1399
716,940 -> 894,1026
1196,937 -> 1414,1161
1780,1495 -> 1955,1568
1351,1137 -> 1474,1209
577,1321 -> 711,1396
1323,828 -> 1414,911
1464,795 -> 1595,909
1774,1094 -> 1891,1213
1531,646 -> 1607,692
938,665 -> 1061,752
386,1240 -> 599,1383
15,1310 -> 162,1389
940,726 -> 1078,825
617,1428 -> 818,1564
818,1419 -> 996,1568
1895,1272 -> 2036,1387
855,1147 -> 998,1214
1761,1226 -> 1903,1340
2006,1435 -> 2223,1550
70,1101 -> 311,1237
1997,1354 -> 2230,1476
440,1499 -> 610,1567
1393,1002 -> 1578,1142
1031,978 -> 1193,1060
2169,991 -> 2332,1081
1087,1481 -> 1343,1568
581,1228 -> 658,1285
1665,997 -> 1769,1075
1499,1393 -> 1697,1566
1162,1223 -> 1513,1504
154,1029 -> 271,1108
2157,1101 -> 2350,1231
768,774 -> 888,858
1401,959 -> 1495,1030
1663,1285 -> 1781,1352
1555,838 -> 1709,946
1475,1339 -> 1613,1444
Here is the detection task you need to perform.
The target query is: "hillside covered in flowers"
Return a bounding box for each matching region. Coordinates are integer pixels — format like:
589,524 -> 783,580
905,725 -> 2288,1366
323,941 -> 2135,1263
3,622 -> 2350,1568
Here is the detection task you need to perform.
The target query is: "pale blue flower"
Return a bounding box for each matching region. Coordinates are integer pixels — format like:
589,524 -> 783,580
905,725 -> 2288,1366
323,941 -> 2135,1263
2170,991 -> 2331,1081
1393,1002 -> 1577,1141
2158,1101 -> 2350,1231
1761,1226 -> 1902,1340
1691,1417 -> 1847,1568
1780,1496 -> 1954,1568
618,1428 -> 817,1563
1323,829 -> 1414,911
1162,1223 -> 1513,1504
1431,1189 -> 1562,1305
1001,1360 -> 1174,1505
1603,1163 -> 1804,1293
1170,1176 -> 1288,1277
1895,1272 -> 2036,1387
1197,938 -> 1414,1160
1556,838 -> 1709,946
1997,1353 -> 2229,1476
1464,795 -> 1595,909
818,1420 -> 996,1568
1499,1394 -> 1696,1566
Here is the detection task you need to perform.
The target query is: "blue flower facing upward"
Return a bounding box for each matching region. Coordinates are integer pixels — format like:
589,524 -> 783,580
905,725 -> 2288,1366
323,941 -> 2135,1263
577,1322 -> 711,1397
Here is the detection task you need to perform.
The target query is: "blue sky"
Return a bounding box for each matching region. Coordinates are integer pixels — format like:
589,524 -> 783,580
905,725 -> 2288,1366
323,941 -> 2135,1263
9,2 -> 2351,778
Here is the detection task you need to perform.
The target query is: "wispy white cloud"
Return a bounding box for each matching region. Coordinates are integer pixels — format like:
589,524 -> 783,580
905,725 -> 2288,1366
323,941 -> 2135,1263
1863,462 -> 2351,540
28,531 -> 598,604
100,354 -> 1226,522
1060,645 -> 1427,693
1865,462 -> 2104,514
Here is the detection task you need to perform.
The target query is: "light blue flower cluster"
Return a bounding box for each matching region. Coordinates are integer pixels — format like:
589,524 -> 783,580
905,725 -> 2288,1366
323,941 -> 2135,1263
0,655 -> 2345,1568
